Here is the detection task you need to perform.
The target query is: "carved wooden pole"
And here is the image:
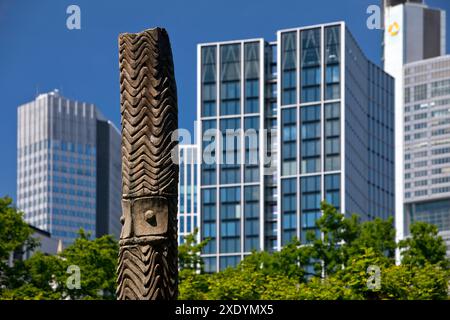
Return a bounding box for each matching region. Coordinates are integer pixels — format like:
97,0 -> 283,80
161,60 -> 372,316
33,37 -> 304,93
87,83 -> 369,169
117,27 -> 178,300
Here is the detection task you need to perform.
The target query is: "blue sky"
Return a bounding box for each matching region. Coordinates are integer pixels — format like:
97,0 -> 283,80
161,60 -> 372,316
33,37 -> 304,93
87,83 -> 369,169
0,0 -> 449,201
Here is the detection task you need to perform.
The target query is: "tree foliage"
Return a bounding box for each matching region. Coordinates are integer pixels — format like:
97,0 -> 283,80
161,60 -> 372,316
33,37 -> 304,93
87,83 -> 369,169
179,201 -> 450,300
58,231 -> 118,299
1,230 -> 118,300
0,197 -> 118,300
399,221 -> 448,268
178,228 -> 208,272
1,196 -> 449,300
0,197 -> 35,262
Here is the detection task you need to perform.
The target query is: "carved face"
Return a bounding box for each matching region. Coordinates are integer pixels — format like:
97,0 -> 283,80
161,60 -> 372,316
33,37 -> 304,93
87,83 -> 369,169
120,197 -> 169,240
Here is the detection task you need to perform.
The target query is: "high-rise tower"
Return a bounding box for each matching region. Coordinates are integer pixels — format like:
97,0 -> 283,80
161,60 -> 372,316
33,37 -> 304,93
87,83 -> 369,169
17,90 -> 121,245
383,0 -> 446,245
197,22 -> 396,272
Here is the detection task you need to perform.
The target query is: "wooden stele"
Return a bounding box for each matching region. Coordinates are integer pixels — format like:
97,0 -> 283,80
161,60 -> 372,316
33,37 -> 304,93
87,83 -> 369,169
117,27 -> 178,300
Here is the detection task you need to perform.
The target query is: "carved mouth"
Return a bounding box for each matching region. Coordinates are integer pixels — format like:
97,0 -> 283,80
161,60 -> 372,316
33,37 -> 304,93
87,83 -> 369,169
119,235 -> 168,246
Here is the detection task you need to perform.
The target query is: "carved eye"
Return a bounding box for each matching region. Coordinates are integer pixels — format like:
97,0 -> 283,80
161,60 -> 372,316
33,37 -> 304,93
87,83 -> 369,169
120,215 -> 125,225
145,210 -> 157,226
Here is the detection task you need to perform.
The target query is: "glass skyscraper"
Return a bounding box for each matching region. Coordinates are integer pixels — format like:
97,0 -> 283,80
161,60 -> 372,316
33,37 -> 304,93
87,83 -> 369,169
197,22 -> 395,272
17,90 -> 121,245
178,144 -> 199,245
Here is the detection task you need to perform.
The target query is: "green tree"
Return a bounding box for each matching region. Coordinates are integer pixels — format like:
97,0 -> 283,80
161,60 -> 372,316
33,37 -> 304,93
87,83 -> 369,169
381,263 -> 449,300
1,253 -> 64,300
399,221 -> 449,267
306,201 -> 359,277
347,217 -> 396,261
0,197 -> 34,261
206,265 -> 266,300
58,230 -> 118,299
178,271 -> 210,300
178,228 -> 211,300
258,275 -> 301,300
179,202 -> 449,300
307,202 -> 397,277
0,197 -> 37,292
296,276 -> 359,300
2,197 -> 448,300
1,230 -> 118,300
178,228 -> 208,272
241,239 -> 309,281
334,247 -> 391,299
197,264 -> 301,300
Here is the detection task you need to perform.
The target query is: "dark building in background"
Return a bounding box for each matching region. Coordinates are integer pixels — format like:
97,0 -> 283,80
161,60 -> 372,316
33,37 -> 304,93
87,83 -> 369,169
9,225 -> 60,267
96,119 -> 122,239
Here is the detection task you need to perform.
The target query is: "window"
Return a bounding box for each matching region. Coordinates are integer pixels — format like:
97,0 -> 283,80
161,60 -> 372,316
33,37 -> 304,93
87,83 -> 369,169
282,108 -> 297,176
415,170 -> 427,177
414,160 -> 428,167
432,147 -> 450,155
414,122 -> 427,130
281,32 -> 297,105
281,178 -> 297,245
220,118 -> 241,184
180,216 -> 185,233
220,256 -> 241,271
301,176 -> 321,244
301,105 -> 320,173
220,187 -> 241,253
432,157 -> 450,165
201,188 -> 216,254
204,257 -> 217,273
431,79 -> 450,98
244,42 -> 260,114
301,28 -> 321,103
186,165 -> 192,213
302,211 -> 319,228
179,161 -> 185,212
220,44 -> 241,115
410,199 -> 450,231
325,26 -> 340,100
404,87 -> 411,104
202,83 -> 216,117
325,174 -> 340,209
325,102 -> 340,171
244,116 -> 259,182
414,84 -> 427,101
414,113 -> 427,120
244,186 -> 260,251
201,120 -> 217,185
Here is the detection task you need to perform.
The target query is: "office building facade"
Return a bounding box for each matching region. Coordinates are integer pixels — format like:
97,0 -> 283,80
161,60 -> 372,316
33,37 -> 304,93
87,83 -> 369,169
178,144 -> 199,244
197,22 -> 395,272
382,0 -> 446,243
403,55 -> 450,251
17,90 -> 121,245
96,119 -> 122,239
197,38 -> 267,271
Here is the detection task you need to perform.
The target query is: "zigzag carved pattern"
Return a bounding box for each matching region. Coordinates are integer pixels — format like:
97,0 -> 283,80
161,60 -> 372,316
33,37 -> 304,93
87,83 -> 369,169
116,199 -> 178,300
119,28 -> 178,198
